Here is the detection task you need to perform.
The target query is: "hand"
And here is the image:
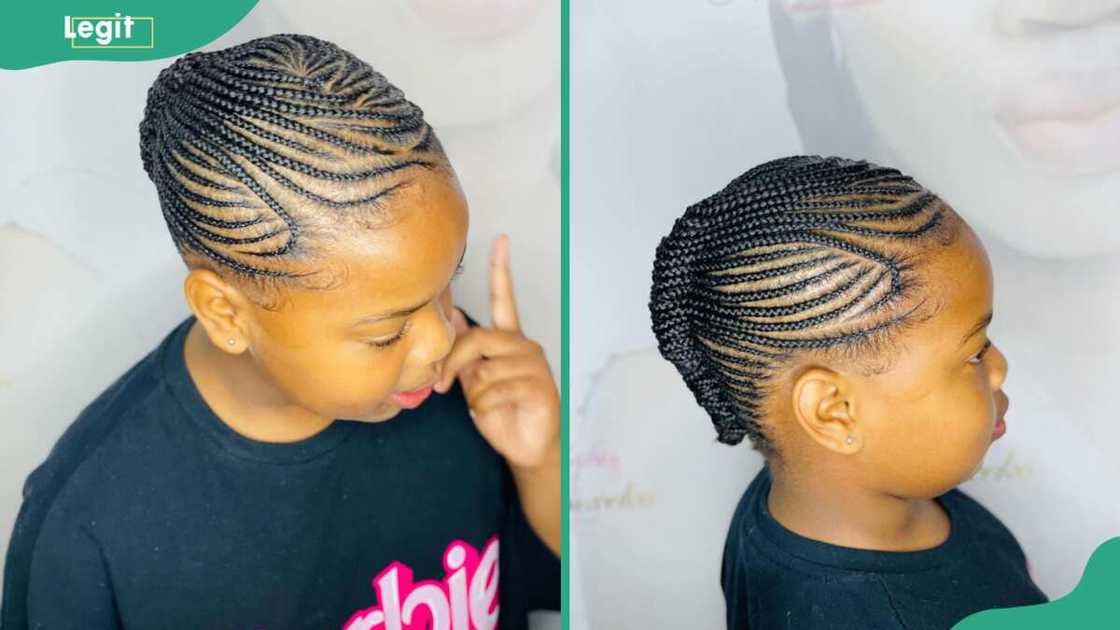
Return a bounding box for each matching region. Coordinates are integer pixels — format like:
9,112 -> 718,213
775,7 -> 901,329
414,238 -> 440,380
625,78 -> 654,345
434,235 -> 560,473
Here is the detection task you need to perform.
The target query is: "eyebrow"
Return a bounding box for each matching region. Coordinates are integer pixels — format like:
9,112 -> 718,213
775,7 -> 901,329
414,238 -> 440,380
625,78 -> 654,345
349,247 -> 467,327
352,302 -> 427,326
959,311 -> 993,347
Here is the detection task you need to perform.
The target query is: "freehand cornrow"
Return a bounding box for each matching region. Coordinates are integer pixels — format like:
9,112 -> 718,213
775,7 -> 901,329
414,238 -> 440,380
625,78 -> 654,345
649,156 -> 958,452
139,33 -> 443,282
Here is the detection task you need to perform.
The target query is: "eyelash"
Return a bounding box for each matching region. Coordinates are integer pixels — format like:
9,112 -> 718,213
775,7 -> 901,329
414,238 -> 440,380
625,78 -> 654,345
366,321 -> 411,349
968,340 -> 993,365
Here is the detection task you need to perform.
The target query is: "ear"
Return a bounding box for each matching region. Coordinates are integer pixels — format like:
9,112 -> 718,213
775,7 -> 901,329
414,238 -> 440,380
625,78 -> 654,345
790,367 -> 861,454
182,268 -> 253,355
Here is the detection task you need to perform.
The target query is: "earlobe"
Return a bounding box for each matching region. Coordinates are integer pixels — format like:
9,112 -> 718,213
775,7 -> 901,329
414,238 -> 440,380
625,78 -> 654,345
792,367 -> 860,454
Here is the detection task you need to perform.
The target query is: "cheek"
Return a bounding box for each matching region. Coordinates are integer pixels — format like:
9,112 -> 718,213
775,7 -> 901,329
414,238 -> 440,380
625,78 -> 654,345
256,341 -> 407,412
324,345 -> 408,404
870,372 -> 996,495
949,368 -> 999,433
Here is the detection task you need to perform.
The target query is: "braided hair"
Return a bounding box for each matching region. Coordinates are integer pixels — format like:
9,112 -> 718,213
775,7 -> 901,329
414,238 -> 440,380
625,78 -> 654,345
649,156 -> 959,454
138,33 -> 444,306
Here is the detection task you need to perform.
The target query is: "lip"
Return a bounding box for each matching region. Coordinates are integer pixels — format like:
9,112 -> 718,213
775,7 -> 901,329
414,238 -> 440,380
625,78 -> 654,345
992,67 -> 1120,176
391,383 -> 435,410
991,416 -> 1007,441
991,393 -> 1009,441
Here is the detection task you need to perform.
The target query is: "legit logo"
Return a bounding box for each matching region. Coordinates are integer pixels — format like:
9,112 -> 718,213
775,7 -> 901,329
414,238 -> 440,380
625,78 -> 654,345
63,14 -> 154,48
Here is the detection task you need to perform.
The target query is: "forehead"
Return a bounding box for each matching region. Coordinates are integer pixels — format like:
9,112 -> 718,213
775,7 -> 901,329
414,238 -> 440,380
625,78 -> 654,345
905,224 -> 993,345
283,169 -> 469,317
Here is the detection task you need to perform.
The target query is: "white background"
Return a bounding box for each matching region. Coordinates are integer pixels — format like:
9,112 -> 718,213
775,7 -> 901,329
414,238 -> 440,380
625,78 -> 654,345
0,1 -> 559,627
571,0 -> 1120,628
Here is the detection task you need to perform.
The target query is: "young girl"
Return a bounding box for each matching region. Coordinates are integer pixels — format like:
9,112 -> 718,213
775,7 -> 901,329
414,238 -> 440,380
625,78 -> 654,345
1,34 -> 559,630
649,156 -> 1047,629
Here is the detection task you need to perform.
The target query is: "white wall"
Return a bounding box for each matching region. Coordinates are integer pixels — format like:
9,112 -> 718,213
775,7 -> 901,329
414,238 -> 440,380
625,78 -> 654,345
0,4 -> 559,628
571,1 -> 1120,628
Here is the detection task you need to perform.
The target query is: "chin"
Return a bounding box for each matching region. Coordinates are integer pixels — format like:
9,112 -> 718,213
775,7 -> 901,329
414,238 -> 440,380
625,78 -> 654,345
338,405 -> 402,423
957,452 -> 991,485
907,468 -> 977,498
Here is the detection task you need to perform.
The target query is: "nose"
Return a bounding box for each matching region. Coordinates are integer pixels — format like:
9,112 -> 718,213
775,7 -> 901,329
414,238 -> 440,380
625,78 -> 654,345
996,0 -> 1120,35
406,300 -> 455,369
986,342 -> 1009,391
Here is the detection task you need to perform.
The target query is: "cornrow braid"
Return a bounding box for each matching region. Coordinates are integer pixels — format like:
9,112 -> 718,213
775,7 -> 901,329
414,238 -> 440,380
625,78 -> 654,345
649,156 -> 959,452
138,33 -> 443,284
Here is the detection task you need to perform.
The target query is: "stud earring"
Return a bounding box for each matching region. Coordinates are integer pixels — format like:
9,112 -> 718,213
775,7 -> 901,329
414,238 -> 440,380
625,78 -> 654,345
227,338 -> 236,346
845,436 -> 854,445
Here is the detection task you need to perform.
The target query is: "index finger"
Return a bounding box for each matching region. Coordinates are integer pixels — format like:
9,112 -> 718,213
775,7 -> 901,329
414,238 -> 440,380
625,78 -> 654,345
490,234 -> 521,332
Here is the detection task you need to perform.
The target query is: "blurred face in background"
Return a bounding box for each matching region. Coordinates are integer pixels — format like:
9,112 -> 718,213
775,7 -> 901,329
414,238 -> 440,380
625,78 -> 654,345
801,0 -> 1120,258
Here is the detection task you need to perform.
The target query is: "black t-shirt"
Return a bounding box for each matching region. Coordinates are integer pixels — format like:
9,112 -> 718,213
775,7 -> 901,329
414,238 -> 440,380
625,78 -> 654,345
722,465 -> 1048,630
2,316 -> 558,629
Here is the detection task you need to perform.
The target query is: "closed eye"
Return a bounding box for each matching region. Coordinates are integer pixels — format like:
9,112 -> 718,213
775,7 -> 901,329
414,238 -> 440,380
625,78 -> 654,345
967,340 -> 993,365
365,321 -> 411,349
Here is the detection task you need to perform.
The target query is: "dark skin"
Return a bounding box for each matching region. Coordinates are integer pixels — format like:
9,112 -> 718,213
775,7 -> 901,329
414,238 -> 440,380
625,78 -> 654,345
761,220 -> 1009,552
182,167 -> 560,555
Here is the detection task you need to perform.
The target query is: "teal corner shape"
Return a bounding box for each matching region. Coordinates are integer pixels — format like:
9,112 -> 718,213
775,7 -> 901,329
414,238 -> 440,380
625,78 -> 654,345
953,537 -> 1120,629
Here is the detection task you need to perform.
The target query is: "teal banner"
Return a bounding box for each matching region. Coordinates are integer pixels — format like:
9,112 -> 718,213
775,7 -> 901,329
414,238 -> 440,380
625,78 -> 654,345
1,0 -> 258,69
954,537 -> 1120,629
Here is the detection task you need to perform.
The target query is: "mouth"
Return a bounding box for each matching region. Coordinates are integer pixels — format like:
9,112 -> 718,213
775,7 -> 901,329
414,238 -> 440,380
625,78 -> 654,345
992,67 -> 1120,176
390,382 -> 435,410
991,393 -> 1010,441
991,416 -> 1007,441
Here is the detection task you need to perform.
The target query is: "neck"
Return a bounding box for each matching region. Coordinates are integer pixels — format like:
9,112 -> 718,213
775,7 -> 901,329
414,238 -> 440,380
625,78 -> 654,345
183,321 -> 334,443
765,459 -> 951,552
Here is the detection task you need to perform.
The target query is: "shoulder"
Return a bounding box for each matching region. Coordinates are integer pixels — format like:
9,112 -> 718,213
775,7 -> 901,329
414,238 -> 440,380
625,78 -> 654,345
722,467 -> 782,600
3,340 -> 178,619
722,466 -> 772,562
17,336 -> 184,545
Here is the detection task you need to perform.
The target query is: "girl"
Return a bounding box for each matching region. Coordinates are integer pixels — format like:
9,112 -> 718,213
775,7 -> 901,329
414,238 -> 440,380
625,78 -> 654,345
649,156 -> 1047,629
1,34 -> 559,630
